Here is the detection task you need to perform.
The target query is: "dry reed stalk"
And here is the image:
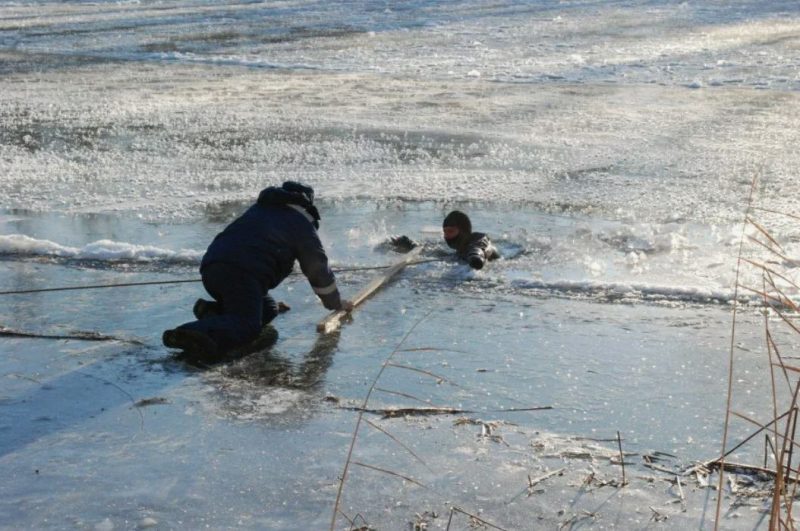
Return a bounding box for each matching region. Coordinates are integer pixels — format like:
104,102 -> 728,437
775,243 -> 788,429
746,234 -> 797,266
738,284 -> 794,310
729,396 -> 800,472
764,315 -> 800,353
617,431 -> 627,486
747,216 -> 787,252
384,362 -> 452,385
351,461 -> 427,489
761,270 -> 780,440
719,409 -> 795,461
642,462 -> 681,475
399,346 -> 475,355
340,404 -> 552,418
330,312 -> 432,531
764,271 -> 800,309
769,383 -> 800,527
363,418 -> 433,472
337,509 -> 378,530
703,460 -> 800,483
766,434 -> 775,468
528,468 -> 565,490
766,330 -> 793,390
373,386 -> 438,406
714,172 -> 759,529
751,206 -> 800,222
742,209 -> 800,530
506,467 -> 565,504
676,476 -> 686,510
445,507 -> 508,531
785,408 -> 799,523
742,259 -> 800,297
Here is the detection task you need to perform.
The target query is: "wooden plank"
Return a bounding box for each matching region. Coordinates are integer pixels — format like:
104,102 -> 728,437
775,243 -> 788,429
317,247 -> 423,334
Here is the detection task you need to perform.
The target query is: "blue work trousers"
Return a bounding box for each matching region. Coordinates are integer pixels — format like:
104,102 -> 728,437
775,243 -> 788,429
179,262 -> 278,352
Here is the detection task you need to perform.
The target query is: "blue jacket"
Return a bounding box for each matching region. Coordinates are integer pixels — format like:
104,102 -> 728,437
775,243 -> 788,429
200,187 -> 342,310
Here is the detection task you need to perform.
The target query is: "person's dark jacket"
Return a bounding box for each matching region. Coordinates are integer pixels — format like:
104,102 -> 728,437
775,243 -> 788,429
200,185 -> 342,310
457,232 -> 500,270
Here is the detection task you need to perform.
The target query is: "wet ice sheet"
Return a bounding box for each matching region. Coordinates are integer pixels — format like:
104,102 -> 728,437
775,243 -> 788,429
0,211 -> 795,529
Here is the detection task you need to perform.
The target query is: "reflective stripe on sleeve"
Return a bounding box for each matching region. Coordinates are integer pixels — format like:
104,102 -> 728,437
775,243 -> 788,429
313,281 -> 338,295
288,204 -> 315,224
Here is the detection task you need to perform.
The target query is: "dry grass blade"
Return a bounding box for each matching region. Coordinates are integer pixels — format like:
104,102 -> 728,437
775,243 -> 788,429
764,272 -> 800,313
731,410 -> 767,429
737,283 -> 794,310
330,311 -> 432,531
351,461 -> 427,489
335,508 -> 356,528
495,406 -> 553,412
343,405 -> 473,418
785,409 -> 800,519
742,258 -> 800,295
384,362 -> 452,385
363,418 -> 433,472
506,468 -> 565,504
0,326 -> 143,344
446,507 -> 509,531
643,462 -> 680,475
705,460 -> 800,480
617,431 -> 627,486
766,302 -> 800,337
720,410 -> 795,462
764,275 -> 784,467
399,346 -> 476,355
738,199 -> 800,528
751,206 -> 800,222
342,404 -> 552,418
772,383 -> 800,523
747,216 -> 786,253
715,171 -> 759,530
771,363 -> 800,374
728,409 -> 800,455
528,468 -> 565,489
676,476 -> 686,509
766,329 -> 794,391
747,234 -> 799,267
373,386 -> 438,406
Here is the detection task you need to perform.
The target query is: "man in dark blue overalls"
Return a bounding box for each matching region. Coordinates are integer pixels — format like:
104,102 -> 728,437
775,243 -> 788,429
163,181 -> 352,362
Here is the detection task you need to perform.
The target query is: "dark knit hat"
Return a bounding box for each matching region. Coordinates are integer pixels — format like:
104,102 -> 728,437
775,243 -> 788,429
443,210 -> 472,233
257,181 -> 321,228
442,210 -> 472,250
281,181 -> 314,204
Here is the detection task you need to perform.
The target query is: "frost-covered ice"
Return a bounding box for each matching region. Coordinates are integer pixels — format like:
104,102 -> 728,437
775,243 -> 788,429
0,233 -> 202,264
2,0 -> 800,529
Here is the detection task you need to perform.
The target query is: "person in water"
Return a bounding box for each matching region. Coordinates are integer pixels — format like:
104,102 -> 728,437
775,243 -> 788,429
442,210 -> 500,269
163,181 -> 352,362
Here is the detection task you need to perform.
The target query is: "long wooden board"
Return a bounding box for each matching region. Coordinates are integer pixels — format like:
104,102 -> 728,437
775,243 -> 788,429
317,247 -> 423,334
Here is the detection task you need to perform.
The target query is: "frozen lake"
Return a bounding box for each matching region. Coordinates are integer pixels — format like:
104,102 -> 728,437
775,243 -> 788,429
2,0 -> 800,529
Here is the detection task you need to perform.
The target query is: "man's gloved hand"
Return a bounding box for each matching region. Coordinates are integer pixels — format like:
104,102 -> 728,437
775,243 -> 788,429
468,255 -> 484,270
389,235 -> 418,253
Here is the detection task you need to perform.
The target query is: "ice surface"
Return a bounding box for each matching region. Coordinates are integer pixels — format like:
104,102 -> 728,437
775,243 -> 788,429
2,0 -> 800,529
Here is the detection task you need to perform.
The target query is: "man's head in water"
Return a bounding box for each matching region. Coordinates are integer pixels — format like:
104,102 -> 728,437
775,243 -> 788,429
442,210 -> 472,251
